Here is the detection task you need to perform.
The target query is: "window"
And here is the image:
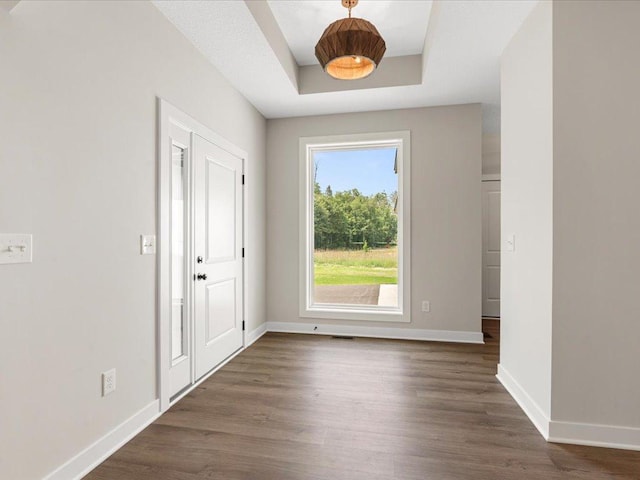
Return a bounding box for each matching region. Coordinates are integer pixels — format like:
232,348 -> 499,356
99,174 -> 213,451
299,131 -> 411,322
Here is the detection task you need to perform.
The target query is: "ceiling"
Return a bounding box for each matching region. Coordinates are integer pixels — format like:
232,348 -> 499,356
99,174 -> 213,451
152,0 -> 538,133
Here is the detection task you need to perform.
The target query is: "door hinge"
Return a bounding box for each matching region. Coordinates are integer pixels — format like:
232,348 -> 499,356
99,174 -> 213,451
242,248 -> 245,258
242,174 -> 245,185
242,320 -> 245,331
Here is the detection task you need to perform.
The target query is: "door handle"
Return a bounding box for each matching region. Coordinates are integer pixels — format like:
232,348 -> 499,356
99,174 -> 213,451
196,273 -> 207,281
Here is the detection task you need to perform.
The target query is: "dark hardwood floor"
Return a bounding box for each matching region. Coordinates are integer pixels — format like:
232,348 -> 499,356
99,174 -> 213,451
85,320 -> 640,479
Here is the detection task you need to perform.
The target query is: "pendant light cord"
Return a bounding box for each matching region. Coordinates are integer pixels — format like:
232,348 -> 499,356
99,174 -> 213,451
344,0 -> 355,18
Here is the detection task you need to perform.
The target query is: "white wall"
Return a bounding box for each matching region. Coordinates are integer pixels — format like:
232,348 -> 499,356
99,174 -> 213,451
501,0 -> 640,448
0,1 -> 266,478
266,105 -> 482,334
551,0 -> 640,430
499,0 -> 554,421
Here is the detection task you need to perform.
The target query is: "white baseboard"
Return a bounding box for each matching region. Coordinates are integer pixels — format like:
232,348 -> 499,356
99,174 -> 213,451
497,364 -> 640,451
496,364 -> 550,438
246,322 -> 268,347
266,321 -> 484,344
44,400 -> 160,480
549,420 -> 640,451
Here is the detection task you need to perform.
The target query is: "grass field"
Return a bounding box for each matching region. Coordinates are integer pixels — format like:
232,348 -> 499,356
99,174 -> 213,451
314,247 -> 398,285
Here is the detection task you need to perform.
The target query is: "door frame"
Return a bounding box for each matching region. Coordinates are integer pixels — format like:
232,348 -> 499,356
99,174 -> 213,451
157,98 -> 248,412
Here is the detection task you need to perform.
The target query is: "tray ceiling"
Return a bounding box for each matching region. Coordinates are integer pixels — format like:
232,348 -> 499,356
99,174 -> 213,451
153,0 -> 538,133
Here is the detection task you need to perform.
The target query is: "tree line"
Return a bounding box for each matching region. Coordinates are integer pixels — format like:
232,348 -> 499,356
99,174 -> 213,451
314,183 -> 397,250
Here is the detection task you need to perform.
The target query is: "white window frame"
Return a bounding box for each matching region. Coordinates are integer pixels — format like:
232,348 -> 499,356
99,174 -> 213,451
299,131 -> 411,323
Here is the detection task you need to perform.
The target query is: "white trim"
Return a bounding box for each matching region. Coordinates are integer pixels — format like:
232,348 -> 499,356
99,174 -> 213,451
296,307 -> 406,323
497,365 -> 640,451
298,131 -> 411,323
44,400 -> 160,480
242,159 -> 249,351
496,364 -> 550,438
246,322 -> 268,347
482,173 -> 501,181
549,420 -> 640,452
157,98 -> 171,412
266,321 -> 483,344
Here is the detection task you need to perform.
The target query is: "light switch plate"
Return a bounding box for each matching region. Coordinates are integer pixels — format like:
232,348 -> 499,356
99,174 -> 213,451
0,234 -> 32,264
140,235 -> 156,255
506,234 -> 516,252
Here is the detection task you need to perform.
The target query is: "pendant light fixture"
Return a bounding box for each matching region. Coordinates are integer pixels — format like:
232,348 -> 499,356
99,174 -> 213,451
315,0 -> 386,80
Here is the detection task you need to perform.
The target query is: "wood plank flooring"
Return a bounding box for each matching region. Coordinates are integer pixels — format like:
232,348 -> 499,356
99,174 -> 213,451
85,320 -> 640,479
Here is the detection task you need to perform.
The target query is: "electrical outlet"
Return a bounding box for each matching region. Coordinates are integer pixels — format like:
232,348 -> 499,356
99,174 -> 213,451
422,300 -> 431,312
102,369 -> 116,396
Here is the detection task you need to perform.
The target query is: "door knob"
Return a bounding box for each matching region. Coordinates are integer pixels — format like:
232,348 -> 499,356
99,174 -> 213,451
196,273 -> 207,281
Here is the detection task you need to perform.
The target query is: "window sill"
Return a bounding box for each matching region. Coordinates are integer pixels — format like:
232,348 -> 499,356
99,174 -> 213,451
300,305 -> 409,323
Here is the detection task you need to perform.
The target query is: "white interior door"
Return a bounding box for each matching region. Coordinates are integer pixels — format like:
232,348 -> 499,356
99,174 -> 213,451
193,134 -> 244,380
482,181 -> 501,318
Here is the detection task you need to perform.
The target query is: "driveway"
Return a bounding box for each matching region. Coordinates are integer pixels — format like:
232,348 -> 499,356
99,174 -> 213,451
314,284 -> 398,307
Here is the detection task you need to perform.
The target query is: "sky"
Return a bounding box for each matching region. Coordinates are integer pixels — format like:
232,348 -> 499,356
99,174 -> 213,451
313,147 -> 398,196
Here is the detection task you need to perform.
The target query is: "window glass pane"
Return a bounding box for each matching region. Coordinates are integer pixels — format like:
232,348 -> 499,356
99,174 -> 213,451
171,145 -> 186,361
312,147 -> 399,308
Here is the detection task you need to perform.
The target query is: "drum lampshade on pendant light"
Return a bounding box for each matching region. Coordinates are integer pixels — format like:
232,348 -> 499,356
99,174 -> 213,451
315,0 -> 386,80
